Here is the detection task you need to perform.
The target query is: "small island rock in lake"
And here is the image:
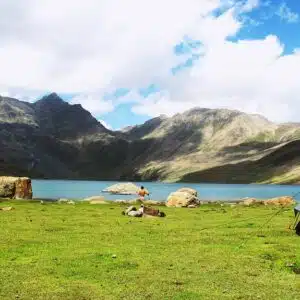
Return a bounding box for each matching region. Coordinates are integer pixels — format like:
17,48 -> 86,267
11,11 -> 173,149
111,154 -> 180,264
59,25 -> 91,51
0,176 -> 32,199
102,182 -> 140,195
166,187 -> 200,207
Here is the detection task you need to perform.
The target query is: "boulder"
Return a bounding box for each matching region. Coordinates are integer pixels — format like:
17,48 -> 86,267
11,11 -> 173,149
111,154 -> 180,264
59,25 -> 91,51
264,196 -> 295,206
240,198 -> 262,206
102,182 -> 140,195
0,176 -> 32,199
176,188 -> 198,197
166,188 -> 199,208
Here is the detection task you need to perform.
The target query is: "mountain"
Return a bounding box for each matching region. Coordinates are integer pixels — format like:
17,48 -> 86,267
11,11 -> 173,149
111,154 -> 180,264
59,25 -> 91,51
2,93 -> 300,184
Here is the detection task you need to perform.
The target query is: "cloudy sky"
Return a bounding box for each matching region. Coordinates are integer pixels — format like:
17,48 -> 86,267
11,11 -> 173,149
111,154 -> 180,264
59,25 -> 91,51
0,0 -> 300,129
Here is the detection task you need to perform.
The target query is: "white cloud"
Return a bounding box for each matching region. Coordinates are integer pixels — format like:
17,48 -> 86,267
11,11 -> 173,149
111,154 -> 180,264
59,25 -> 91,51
276,2 -> 299,23
0,0 -> 219,93
69,92 -> 114,115
98,119 -> 112,130
1,0 -> 300,125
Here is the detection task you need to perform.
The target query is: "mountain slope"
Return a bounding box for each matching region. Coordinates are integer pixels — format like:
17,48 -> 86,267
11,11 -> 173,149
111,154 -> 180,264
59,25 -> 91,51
2,94 -> 300,184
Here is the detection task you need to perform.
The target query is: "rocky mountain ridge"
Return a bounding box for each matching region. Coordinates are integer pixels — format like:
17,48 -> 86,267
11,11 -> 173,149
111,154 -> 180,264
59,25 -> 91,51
1,93 -> 300,184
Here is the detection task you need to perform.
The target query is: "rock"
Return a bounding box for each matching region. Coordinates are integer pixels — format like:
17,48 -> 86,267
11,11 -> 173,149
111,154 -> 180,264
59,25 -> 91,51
176,188 -> 198,197
166,189 -> 199,208
14,177 -> 32,199
115,200 -> 129,204
0,176 -> 32,199
102,182 -> 140,195
240,198 -> 262,206
58,198 -> 75,204
0,206 -> 14,211
58,198 -> 70,203
187,204 -> 197,208
264,196 -> 295,206
112,254 -> 117,259
83,196 -> 105,202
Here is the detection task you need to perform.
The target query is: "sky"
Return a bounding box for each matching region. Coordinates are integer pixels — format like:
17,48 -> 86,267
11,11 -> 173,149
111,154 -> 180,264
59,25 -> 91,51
1,0 -> 300,130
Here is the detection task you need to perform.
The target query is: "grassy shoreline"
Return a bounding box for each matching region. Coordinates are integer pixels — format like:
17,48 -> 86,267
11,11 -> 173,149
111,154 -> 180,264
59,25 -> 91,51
0,200 -> 299,299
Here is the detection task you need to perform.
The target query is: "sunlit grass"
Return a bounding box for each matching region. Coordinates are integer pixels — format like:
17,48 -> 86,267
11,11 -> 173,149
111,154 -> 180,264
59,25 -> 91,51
0,200 -> 299,299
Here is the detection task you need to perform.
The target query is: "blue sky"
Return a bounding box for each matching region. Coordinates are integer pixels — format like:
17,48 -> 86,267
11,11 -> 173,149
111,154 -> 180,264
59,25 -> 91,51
2,0 -> 300,129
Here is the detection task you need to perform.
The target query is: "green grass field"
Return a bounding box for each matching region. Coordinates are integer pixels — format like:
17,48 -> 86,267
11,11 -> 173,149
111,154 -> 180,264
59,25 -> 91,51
0,200 -> 299,300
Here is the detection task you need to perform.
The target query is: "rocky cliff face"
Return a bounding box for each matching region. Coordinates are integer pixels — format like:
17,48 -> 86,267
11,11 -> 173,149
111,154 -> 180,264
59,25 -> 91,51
2,94 -> 300,184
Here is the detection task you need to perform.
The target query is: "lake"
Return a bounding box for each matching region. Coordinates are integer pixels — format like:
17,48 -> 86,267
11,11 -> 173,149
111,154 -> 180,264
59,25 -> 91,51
32,179 -> 300,202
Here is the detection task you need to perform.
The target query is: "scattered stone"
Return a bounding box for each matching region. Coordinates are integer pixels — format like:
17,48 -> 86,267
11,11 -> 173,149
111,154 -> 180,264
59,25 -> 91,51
115,200 -> 129,204
0,176 -> 32,199
240,198 -> 262,206
239,196 -> 295,206
166,188 -> 199,208
264,196 -> 295,206
58,198 -> 75,205
187,204 -> 197,208
286,263 -> 295,267
0,206 -> 14,211
112,254 -> 117,259
102,182 -> 140,195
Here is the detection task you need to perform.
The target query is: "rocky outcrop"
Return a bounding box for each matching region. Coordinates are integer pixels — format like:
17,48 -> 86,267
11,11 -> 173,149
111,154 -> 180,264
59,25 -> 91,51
166,188 -> 199,207
102,182 -> 140,195
264,196 -> 295,206
239,198 -> 262,206
239,196 -> 295,206
0,176 -> 32,199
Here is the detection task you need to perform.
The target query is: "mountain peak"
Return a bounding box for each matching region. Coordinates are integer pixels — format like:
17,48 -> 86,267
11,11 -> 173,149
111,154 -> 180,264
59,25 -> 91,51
36,93 -> 65,106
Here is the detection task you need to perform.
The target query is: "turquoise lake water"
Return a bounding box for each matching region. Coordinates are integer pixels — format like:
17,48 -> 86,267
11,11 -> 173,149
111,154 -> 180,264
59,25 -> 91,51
32,179 -> 300,202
